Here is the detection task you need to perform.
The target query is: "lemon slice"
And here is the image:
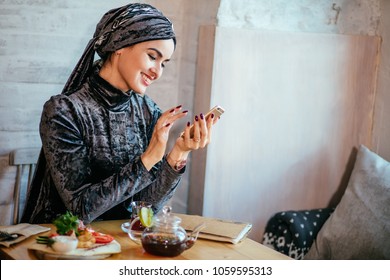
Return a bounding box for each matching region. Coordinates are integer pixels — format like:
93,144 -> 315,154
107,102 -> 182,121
139,207 -> 153,227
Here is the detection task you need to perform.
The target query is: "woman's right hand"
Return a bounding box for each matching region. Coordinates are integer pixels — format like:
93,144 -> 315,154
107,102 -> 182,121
141,105 -> 188,170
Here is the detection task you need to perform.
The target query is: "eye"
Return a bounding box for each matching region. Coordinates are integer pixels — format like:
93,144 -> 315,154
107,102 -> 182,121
148,52 -> 167,68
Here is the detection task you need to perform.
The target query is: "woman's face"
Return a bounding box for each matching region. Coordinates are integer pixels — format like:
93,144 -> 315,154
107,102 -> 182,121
104,39 -> 175,94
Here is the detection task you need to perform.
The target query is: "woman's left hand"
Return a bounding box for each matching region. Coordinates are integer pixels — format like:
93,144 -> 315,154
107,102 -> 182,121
166,112 -> 219,170
180,112 -> 217,151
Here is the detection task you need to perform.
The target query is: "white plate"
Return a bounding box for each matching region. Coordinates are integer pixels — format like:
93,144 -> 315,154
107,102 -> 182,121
29,240 -> 121,260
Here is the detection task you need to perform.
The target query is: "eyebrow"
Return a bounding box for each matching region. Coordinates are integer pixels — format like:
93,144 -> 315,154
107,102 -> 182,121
148,48 -> 171,62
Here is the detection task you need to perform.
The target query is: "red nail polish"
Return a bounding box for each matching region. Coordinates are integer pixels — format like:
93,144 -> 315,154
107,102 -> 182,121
183,110 -> 188,114
165,123 -> 171,127
176,105 -> 182,109
211,113 -> 215,119
200,113 -> 204,120
187,122 -> 190,127
195,115 -> 199,121
169,109 -> 175,113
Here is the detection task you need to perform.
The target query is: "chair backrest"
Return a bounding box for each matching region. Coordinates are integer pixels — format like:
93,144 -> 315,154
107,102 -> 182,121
8,148 -> 40,224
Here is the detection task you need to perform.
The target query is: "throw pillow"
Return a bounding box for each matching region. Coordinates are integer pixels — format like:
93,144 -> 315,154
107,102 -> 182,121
304,145 -> 390,259
262,208 -> 334,259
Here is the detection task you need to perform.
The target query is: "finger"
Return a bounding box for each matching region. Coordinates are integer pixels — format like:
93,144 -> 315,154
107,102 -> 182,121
165,105 -> 183,115
161,105 -> 188,127
193,115 -> 201,142
207,113 -> 214,128
211,113 -> 220,125
206,113 -> 214,142
183,121 -> 192,146
160,105 -> 183,124
168,110 -> 188,124
183,120 -> 201,149
199,113 -> 208,145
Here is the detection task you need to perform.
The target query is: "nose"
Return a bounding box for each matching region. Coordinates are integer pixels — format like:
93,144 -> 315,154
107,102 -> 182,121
150,65 -> 163,80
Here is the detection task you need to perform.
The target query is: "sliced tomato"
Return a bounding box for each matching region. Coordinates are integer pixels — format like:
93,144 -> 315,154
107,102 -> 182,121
91,232 -> 114,244
94,234 -> 114,244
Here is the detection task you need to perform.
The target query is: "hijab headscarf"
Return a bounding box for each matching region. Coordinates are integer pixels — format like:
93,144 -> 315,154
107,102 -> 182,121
62,3 -> 176,96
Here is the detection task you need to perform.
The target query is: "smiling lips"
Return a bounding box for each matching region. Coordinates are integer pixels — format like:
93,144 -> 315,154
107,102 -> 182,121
142,73 -> 155,86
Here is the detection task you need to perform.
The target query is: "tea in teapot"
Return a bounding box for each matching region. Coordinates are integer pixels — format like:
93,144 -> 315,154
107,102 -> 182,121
128,205 -> 205,257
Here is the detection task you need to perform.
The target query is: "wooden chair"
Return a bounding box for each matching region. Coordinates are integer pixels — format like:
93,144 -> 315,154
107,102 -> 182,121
8,148 -> 40,224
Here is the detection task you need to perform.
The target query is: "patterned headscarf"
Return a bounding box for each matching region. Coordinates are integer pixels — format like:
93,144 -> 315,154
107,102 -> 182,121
62,3 -> 176,95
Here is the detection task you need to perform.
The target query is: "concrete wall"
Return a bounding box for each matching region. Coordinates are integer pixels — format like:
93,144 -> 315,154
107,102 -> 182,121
217,0 -> 380,35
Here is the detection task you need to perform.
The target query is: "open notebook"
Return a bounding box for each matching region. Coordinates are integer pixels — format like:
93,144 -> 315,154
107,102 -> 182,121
175,213 -> 252,244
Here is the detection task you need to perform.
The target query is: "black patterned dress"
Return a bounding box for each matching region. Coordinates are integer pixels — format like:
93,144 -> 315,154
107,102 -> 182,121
21,67 -> 183,224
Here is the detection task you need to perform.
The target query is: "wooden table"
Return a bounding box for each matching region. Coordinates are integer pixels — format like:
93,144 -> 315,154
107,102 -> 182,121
0,220 -> 291,260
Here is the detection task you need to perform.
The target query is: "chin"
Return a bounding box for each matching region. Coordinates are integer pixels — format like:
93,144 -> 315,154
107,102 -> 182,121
136,86 -> 147,95
135,89 -> 146,95
126,86 -> 144,95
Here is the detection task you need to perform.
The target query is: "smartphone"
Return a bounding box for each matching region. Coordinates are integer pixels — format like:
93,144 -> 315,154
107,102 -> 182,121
185,105 -> 225,138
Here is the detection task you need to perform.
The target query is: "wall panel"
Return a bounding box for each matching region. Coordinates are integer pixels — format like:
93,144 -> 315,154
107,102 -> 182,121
192,26 -> 380,242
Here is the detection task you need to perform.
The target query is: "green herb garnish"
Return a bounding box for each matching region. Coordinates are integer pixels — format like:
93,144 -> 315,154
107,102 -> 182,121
52,211 -> 80,236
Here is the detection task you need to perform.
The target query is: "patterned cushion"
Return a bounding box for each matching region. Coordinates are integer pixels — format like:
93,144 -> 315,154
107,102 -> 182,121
262,208 -> 334,259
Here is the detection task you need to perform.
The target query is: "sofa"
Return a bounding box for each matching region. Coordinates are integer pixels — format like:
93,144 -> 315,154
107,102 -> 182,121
262,145 -> 390,260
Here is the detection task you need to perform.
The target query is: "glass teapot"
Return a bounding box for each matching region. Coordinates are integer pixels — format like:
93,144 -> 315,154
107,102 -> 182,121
128,205 -> 205,257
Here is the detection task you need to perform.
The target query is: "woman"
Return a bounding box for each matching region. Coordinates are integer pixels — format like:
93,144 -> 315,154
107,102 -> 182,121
21,3 -> 216,224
